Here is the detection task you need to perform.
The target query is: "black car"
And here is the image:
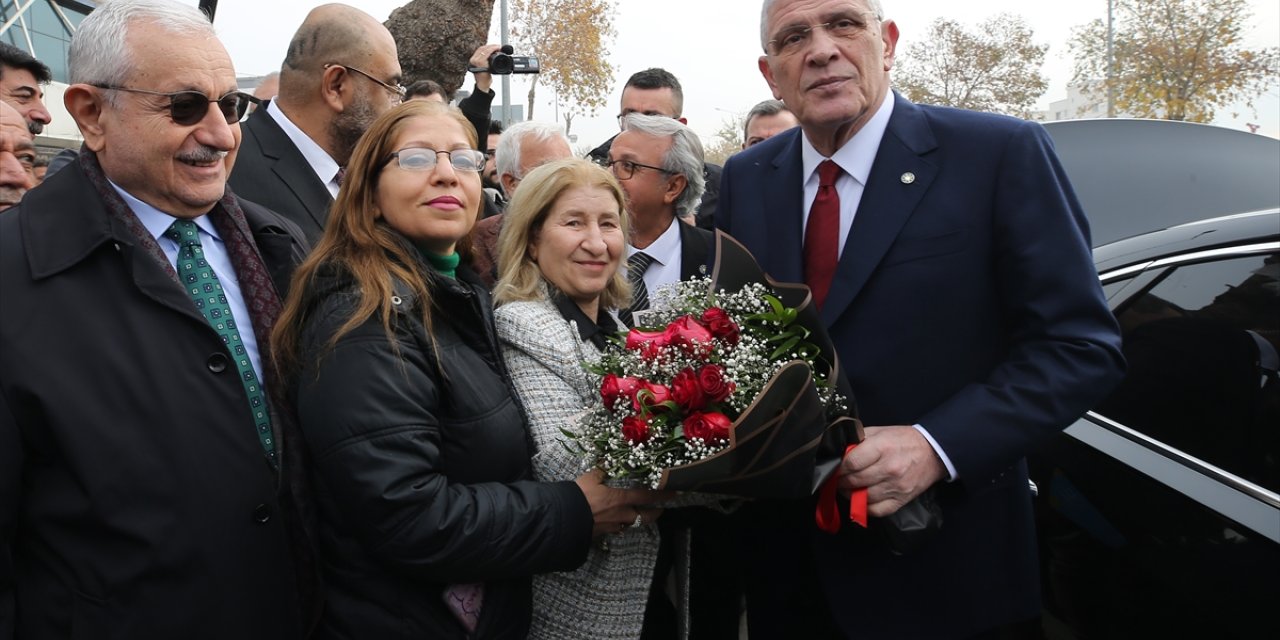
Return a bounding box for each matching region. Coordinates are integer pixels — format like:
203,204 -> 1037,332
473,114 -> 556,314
1030,120 -> 1280,639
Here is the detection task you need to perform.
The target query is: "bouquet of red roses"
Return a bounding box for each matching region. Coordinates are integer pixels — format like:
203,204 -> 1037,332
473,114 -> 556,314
567,234 -> 860,499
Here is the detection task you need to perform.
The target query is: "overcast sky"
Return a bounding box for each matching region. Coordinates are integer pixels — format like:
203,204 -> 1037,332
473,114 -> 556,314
187,0 -> 1280,147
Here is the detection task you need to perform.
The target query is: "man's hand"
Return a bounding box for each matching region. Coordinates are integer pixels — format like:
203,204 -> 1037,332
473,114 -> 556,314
468,44 -> 504,93
838,425 -> 946,517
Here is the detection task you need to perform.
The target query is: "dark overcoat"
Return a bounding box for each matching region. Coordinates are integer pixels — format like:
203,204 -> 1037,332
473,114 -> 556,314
0,161 -> 312,639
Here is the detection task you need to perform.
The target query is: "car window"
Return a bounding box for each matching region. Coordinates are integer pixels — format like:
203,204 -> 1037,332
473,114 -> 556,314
1097,252 -> 1280,493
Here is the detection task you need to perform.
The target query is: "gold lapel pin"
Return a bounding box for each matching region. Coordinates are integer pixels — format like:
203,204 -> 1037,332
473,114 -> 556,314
900,172 -> 916,184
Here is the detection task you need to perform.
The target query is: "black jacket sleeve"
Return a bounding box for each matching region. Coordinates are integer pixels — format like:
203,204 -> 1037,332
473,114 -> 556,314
294,292 -> 593,583
458,84 -> 495,150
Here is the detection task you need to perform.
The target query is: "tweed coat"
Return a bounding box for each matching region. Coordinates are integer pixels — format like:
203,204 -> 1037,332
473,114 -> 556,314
496,295 -> 664,640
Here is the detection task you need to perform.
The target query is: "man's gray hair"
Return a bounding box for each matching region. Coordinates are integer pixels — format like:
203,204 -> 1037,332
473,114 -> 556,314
759,0 -> 885,51
70,0 -> 215,92
496,120 -> 570,181
742,99 -> 792,143
620,114 -> 705,219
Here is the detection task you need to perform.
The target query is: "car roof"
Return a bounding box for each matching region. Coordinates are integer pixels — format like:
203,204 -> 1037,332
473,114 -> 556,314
1093,208 -> 1280,274
1043,119 -> 1280,247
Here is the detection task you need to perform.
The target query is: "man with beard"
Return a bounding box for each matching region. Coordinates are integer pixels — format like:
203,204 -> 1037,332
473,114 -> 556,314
0,0 -> 317,636
0,42 -> 53,136
229,3 -> 403,244
0,100 -> 37,210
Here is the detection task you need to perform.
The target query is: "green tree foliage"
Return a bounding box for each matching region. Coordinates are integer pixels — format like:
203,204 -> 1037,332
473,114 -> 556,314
703,115 -> 745,167
512,0 -> 618,133
894,14 -> 1049,119
1070,0 -> 1279,121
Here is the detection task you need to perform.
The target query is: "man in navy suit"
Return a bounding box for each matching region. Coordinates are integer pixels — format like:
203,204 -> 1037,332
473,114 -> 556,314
716,1 -> 1125,638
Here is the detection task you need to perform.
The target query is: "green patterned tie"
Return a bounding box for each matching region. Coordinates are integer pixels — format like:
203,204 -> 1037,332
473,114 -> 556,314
165,219 -> 277,466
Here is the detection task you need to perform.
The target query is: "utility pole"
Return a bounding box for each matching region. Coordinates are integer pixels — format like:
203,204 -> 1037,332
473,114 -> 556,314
1106,0 -> 1115,118
500,0 -> 511,124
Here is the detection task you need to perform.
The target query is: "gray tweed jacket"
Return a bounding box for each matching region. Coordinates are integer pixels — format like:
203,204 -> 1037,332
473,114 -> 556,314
495,295 -> 660,640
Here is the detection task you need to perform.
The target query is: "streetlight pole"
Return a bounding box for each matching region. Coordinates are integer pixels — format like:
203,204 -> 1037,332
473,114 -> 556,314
500,0 -> 511,124
1106,0 -> 1115,118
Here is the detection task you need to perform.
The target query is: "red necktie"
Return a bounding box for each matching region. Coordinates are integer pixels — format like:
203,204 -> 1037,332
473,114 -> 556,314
804,160 -> 842,308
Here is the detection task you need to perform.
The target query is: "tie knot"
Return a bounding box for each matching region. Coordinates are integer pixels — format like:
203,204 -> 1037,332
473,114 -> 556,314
334,166 -> 347,186
164,219 -> 202,248
818,160 -> 842,188
627,251 -> 654,277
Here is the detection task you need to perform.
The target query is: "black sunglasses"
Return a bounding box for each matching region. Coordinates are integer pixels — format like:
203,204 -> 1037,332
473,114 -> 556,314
92,85 -> 258,126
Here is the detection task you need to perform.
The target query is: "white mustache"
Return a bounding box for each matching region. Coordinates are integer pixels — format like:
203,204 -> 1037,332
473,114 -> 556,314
179,148 -> 229,163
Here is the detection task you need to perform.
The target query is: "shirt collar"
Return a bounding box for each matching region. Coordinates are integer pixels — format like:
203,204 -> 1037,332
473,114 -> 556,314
109,180 -> 219,243
550,288 -> 618,350
267,99 -> 341,185
628,216 -> 681,266
801,90 -> 895,186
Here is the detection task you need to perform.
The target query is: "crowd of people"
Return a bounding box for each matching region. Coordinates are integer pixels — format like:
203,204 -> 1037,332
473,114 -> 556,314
0,0 -> 1125,639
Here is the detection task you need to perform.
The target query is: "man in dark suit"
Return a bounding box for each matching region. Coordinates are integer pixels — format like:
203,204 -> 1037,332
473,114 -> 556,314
229,3 -> 402,244
0,1 -> 316,637
716,1 -> 1125,638
606,114 -> 714,325
587,68 -> 723,231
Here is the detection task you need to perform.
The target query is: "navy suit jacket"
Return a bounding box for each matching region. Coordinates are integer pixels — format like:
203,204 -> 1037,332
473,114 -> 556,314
717,95 -> 1124,638
230,103 -> 334,245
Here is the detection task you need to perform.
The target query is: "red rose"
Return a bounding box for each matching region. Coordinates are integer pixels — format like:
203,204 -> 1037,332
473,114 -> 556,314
697,364 -> 736,403
600,374 -> 643,412
665,315 -> 715,356
621,415 -> 651,445
633,381 -> 672,414
670,367 -> 707,412
625,328 -> 669,360
700,307 -> 740,345
683,411 -> 732,443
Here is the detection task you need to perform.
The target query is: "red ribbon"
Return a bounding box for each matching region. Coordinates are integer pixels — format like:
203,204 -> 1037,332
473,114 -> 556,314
816,444 -> 868,533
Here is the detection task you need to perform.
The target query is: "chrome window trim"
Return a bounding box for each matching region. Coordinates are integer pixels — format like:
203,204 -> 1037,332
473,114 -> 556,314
1101,242 -> 1280,283
1066,412 -> 1280,543
1099,260 -> 1153,283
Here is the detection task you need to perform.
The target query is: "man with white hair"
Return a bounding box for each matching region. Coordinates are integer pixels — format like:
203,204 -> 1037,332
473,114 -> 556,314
0,1 -> 316,637
605,114 -> 712,327
470,120 -> 574,287
717,1 -> 1124,637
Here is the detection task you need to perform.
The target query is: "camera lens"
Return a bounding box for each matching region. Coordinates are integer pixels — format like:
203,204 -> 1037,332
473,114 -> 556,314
488,51 -> 514,75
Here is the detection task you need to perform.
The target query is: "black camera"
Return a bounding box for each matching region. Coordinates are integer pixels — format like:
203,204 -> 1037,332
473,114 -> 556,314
469,45 -> 540,75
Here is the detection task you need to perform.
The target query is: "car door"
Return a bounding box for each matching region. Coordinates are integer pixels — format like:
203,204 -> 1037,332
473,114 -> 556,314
1034,243 -> 1280,639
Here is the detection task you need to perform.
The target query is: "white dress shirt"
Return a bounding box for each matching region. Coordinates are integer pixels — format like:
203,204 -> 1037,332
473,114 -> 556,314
114,184 -> 265,384
266,100 -> 342,198
628,216 -> 684,295
798,91 -> 959,481
798,89 -> 895,258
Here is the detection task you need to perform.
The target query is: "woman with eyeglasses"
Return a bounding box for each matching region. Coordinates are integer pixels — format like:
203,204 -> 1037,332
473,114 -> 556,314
271,101 -> 661,639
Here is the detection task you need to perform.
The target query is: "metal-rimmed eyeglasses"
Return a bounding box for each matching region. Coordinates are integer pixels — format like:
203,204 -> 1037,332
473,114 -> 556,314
597,158 -> 674,181
325,63 -> 406,102
386,147 -> 487,172
765,13 -> 879,56
91,85 -> 257,125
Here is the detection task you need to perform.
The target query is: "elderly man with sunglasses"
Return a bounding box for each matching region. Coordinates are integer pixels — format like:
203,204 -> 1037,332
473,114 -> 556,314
0,1 -> 318,638
229,3 -> 403,245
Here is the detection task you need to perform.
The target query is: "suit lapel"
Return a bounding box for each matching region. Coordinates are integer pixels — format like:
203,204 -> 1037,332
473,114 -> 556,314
677,221 -> 713,280
243,112 -> 334,232
763,131 -> 806,283
821,96 -> 939,326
